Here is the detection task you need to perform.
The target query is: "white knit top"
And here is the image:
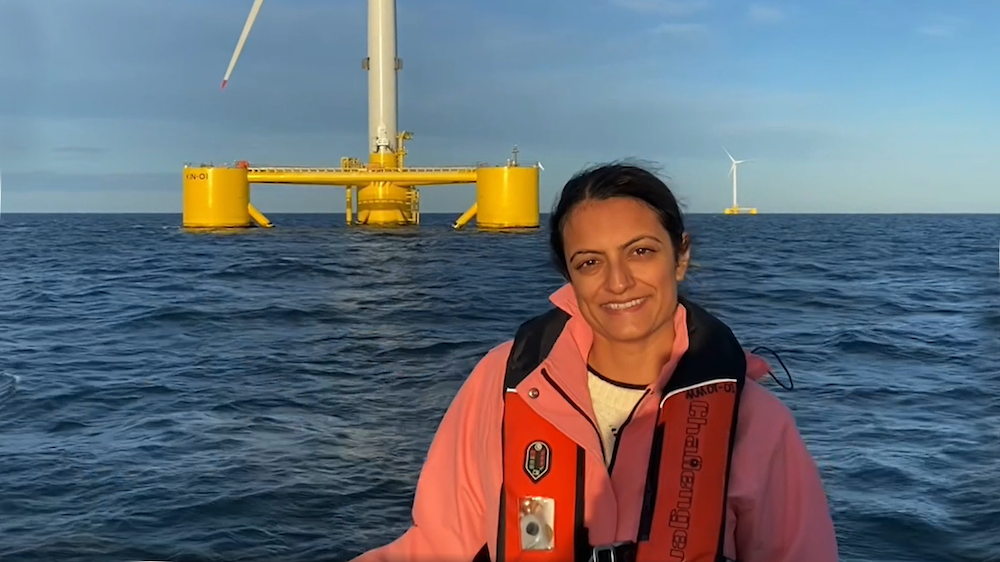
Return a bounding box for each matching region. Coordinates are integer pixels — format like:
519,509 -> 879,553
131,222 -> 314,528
586,367 -> 648,465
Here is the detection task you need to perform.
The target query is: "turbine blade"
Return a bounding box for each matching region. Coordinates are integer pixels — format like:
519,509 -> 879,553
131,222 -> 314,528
222,0 -> 266,90
723,146 -> 735,163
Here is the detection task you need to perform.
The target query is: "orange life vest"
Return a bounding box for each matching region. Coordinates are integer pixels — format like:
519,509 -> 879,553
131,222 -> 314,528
497,296 -> 746,562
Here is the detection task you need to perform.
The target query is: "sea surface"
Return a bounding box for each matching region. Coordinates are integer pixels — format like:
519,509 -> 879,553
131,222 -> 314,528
0,212 -> 997,562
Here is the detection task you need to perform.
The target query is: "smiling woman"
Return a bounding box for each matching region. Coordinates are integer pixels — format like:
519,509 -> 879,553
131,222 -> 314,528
550,164 -> 692,388
350,162 -> 840,562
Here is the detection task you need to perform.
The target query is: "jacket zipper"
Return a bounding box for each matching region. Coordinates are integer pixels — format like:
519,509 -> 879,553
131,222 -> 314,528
540,368 -> 607,465
606,389 -> 651,474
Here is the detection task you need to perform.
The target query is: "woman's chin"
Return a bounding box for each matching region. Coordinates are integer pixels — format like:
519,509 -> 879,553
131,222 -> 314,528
598,317 -> 658,343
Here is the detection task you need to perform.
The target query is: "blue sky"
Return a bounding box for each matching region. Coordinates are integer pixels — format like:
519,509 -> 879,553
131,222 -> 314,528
1,0 -> 998,214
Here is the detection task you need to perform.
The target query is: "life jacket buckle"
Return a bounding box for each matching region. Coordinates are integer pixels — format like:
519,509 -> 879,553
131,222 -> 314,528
589,542 -> 632,562
590,545 -> 616,562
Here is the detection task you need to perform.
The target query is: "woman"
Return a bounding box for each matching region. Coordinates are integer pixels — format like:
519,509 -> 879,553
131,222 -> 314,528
351,163 -> 840,562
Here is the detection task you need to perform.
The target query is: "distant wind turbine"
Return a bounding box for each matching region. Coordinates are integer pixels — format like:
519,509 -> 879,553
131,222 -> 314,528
723,147 -> 758,215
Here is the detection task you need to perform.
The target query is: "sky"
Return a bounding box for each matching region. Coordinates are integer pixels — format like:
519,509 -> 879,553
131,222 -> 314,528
1,0 -> 998,214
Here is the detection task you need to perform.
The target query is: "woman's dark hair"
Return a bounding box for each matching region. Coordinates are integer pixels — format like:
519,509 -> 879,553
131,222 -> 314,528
549,161 -> 687,280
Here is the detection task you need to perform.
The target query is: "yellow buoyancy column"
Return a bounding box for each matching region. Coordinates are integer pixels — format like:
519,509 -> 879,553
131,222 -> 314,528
475,166 -> 540,229
182,167 -> 251,228
356,152 -> 415,226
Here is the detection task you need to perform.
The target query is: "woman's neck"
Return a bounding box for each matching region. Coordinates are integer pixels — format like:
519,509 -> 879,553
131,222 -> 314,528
587,325 -> 676,388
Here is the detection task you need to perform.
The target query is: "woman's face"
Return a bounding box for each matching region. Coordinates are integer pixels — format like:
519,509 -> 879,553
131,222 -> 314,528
561,197 -> 689,345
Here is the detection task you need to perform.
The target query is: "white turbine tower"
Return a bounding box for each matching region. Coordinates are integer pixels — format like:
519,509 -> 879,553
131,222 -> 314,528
219,0 -> 400,157
723,147 -> 758,215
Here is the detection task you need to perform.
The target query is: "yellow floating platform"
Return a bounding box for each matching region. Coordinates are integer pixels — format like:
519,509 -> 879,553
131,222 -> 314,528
182,166 -> 272,228
724,206 -> 758,215
181,147 -> 541,230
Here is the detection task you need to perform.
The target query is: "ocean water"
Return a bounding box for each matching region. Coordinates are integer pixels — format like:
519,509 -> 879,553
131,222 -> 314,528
0,212 -> 997,562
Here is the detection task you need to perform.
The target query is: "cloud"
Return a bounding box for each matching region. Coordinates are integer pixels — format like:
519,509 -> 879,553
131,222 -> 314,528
609,0 -> 711,17
0,0 -> 863,214
747,3 -> 786,25
652,22 -> 709,39
0,0 -> 750,160
53,146 -> 106,155
3,0 -> 673,137
915,16 -> 962,38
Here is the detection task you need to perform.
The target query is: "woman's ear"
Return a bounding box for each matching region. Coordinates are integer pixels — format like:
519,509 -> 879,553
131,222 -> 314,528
675,232 -> 691,282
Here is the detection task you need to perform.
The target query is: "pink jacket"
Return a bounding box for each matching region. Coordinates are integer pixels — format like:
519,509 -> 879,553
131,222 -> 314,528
351,284 -> 840,562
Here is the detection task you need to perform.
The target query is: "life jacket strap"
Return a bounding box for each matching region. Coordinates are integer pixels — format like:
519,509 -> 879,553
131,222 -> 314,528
586,542 -> 737,562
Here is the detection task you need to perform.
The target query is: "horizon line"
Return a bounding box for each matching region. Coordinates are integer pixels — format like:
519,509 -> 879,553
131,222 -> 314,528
1,211 -> 997,216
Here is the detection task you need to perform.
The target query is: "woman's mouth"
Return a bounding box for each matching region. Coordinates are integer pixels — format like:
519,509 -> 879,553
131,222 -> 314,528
602,297 -> 648,312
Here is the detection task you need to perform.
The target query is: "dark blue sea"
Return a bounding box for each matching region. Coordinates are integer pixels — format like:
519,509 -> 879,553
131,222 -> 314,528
0,212 -> 997,562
